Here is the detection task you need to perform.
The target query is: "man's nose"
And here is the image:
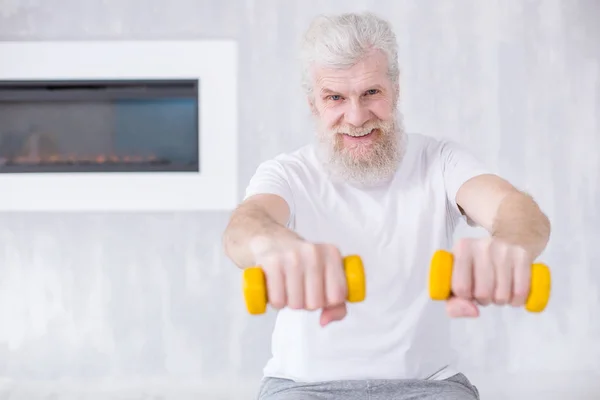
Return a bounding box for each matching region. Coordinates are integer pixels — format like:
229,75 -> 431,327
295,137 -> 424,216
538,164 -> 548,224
344,99 -> 371,127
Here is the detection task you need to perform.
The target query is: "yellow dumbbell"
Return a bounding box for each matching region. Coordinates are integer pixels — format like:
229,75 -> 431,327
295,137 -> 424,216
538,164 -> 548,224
428,249 -> 551,312
242,255 -> 366,314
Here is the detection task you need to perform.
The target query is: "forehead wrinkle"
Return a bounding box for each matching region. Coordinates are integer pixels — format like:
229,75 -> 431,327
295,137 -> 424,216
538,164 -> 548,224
317,71 -> 382,96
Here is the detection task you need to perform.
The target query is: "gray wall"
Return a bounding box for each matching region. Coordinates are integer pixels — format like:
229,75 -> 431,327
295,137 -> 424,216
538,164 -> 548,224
0,1 -> 599,399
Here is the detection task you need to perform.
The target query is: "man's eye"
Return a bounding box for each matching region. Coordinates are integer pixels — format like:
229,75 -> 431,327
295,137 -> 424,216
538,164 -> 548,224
328,95 -> 342,101
366,89 -> 379,95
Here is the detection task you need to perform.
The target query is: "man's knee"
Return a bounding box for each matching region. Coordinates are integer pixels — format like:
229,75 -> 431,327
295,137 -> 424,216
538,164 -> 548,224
443,373 -> 480,399
257,377 -> 320,400
257,377 -> 364,400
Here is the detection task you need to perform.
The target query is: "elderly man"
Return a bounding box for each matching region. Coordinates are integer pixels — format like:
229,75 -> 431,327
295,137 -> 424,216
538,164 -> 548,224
223,11 -> 550,400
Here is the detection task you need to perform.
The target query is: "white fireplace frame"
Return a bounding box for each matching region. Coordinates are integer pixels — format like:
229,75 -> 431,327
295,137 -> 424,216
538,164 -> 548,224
0,40 -> 238,211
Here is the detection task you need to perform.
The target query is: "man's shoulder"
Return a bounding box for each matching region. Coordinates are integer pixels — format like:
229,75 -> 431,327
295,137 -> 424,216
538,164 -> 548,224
404,132 -> 478,168
252,144 -> 321,185
397,132 -> 484,188
271,144 -> 315,163
401,132 -> 450,170
267,144 -> 320,174
405,132 -> 454,154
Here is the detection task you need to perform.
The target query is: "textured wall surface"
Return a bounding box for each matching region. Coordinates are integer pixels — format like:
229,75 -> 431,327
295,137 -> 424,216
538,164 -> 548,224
0,0 -> 599,399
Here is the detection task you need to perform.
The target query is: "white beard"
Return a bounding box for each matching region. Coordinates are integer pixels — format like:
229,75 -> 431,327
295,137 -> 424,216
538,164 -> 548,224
314,111 -> 407,188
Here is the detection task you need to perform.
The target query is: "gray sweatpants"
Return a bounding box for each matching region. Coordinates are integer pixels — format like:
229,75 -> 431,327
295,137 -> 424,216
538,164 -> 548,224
258,373 -> 480,399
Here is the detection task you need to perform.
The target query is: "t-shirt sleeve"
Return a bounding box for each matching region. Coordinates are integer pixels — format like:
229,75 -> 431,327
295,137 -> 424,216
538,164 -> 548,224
243,158 -> 295,228
440,140 -> 493,225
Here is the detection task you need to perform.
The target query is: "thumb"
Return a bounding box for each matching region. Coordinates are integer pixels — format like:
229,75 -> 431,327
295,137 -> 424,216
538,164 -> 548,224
320,304 -> 347,326
446,297 -> 479,318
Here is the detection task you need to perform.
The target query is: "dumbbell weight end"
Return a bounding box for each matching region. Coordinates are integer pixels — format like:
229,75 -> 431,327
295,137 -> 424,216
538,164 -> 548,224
428,249 -> 551,313
243,254 -> 366,315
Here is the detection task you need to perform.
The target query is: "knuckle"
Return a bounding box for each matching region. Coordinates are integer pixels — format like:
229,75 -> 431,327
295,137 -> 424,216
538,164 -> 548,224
288,294 -> 303,309
453,237 -> 471,253
511,297 -> 525,307
492,247 -> 508,266
283,251 -> 301,271
473,258 -> 488,272
328,285 -> 346,305
494,290 -> 510,305
263,267 -> 283,285
476,296 -> 491,305
491,237 -> 507,249
451,273 -> 471,297
452,284 -> 471,299
515,245 -> 528,257
477,298 -> 492,306
304,282 -> 325,311
323,256 -> 341,275
305,295 -> 324,311
475,238 -> 490,252
264,274 -> 285,309
261,254 -> 281,269
325,243 -> 342,258
270,296 -> 285,309
306,258 -> 323,274
301,242 -> 319,259
514,287 -> 529,301
474,287 -> 492,304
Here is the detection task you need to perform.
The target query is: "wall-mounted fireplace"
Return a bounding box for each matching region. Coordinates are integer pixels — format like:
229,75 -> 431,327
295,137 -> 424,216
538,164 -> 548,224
0,40 -> 237,211
0,79 -> 200,174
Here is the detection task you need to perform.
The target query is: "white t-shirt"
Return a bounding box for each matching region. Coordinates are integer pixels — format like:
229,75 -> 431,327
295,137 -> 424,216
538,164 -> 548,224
243,133 -> 491,383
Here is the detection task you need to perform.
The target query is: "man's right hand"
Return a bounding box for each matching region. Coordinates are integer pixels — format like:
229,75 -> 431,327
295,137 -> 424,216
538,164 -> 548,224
249,236 -> 349,326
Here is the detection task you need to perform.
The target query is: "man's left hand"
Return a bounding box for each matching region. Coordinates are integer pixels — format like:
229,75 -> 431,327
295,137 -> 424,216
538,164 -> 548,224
446,237 -> 534,317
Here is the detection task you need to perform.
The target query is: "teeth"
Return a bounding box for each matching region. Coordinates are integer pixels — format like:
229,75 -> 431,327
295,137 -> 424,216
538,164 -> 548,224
347,129 -> 373,137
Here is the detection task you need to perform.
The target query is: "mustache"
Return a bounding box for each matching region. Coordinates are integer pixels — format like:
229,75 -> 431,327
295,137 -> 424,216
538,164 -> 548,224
332,121 -> 388,135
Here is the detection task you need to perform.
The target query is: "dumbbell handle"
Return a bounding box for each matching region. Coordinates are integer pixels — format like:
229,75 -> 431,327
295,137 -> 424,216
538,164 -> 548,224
428,250 -> 551,312
242,254 -> 366,315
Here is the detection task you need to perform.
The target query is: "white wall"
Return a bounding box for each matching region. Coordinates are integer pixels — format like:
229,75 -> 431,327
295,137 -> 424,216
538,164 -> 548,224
0,1 -> 599,399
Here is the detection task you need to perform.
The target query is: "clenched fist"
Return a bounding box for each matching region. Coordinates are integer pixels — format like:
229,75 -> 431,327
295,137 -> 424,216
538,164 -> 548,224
249,236 -> 349,326
446,237 -> 535,317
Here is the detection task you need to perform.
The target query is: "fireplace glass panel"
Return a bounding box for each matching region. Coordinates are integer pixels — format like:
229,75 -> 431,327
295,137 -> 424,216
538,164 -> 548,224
0,79 -> 199,173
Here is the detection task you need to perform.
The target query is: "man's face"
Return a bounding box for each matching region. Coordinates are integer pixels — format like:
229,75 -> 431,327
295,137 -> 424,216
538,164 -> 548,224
309,50 -> 404,186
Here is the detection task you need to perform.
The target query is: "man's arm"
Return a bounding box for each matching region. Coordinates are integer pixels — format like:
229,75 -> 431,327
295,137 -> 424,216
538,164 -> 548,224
440,141 -> 552,316
223,193 -> 301,269
455,173 -> 551,259
224,156 -> 302,269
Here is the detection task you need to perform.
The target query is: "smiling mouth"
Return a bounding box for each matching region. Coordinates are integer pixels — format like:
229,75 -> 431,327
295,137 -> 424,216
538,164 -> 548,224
342,129 -> 376,139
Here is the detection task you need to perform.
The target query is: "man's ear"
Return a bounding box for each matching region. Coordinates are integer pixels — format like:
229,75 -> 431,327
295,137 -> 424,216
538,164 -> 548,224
393,82 -> 400,105
307,95 -> 318,116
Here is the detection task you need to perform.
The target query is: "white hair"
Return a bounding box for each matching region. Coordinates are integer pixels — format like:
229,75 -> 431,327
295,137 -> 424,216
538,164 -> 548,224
300,12 -> 400,97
